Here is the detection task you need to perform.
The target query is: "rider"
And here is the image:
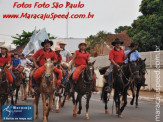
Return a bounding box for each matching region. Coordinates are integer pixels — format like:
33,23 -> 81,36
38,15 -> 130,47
125,43 -> 147,86
12,53 -> 25,81
32,39 -> 62,88
20,53 -> 32,67
68,42 -> 98,92
59,41 -> 72,62
0,45 -> 15,94
107,38 -> 126,93
55,47 -> 63,64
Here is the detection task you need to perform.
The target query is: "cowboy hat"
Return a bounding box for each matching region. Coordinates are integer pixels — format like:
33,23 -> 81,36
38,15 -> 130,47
41,39 -> 53,47
0,45 -> 9,52
59,41 -> 67,45
55,46 -> 62,51
128,43 -> 135,47
78,42 -> 87,48
70,51 -> 74,54
111,38 -> 124,46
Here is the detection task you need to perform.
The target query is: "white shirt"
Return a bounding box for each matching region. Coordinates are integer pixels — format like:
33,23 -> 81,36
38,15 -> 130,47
60,49 -> 72,62
20,58 -> 32,67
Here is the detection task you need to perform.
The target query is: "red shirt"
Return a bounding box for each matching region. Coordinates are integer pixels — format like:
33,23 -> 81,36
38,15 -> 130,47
74,50 -> 90,66
33,48 -> 57,66
109,48 -> 125,64
0,53 -> 11,66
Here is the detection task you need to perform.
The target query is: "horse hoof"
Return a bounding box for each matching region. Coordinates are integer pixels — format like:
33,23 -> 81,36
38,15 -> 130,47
130,102 -> 133,105
56,109 -> 59,113
77,111 -> 81,114
136,105 -> 138,108
118,114 -> 123,118
105,109 -> 109,114
43,120 -> 47,122
85,115 -> 90,120
35,116 -> 39,120
73,113 -> 77,117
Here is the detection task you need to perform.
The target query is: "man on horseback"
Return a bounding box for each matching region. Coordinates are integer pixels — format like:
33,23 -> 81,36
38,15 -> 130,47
68,42 -> 98,92
125,43 -> 147,86
107,38 -> 126,93
59,41 -> 72,62
32,39 -> 62,90
20,53 -> 32,67
12,53 -> 25,83
0,45 -> 15,94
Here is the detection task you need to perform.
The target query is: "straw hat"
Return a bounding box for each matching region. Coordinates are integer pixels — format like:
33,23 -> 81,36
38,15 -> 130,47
78,42 -> 87,48
0,45 -> 9,52
59,41 -> 67,45
55,46 -> 62,51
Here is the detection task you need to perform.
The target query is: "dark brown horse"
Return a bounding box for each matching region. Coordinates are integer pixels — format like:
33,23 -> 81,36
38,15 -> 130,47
0,65 -> 10,122
11,69 -> 22,105
130,58 -> 146,108
34,58 -> 56,122
71,61 -> 95,120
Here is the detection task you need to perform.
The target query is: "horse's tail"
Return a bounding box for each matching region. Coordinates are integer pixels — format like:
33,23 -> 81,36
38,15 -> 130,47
101,83 -> 108,103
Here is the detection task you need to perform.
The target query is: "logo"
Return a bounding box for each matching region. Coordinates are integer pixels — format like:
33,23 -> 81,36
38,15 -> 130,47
2,105 -> 33,121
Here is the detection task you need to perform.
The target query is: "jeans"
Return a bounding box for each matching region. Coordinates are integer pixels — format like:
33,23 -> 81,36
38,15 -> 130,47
9,70 -> 16,90
108,64 -> 114,85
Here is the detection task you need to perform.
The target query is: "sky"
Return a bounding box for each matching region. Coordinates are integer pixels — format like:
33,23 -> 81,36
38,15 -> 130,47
0,0 -> 142,48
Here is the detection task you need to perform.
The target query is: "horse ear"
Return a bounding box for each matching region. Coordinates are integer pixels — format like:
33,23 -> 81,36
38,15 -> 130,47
92,60 -> 96,65
144,58 -> 146,61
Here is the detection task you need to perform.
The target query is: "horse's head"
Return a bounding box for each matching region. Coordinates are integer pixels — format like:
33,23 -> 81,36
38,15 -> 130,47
44,57 -> 54,78
137,58 -> 146,75
129,61 -> 141,82
84,60 -> 96,81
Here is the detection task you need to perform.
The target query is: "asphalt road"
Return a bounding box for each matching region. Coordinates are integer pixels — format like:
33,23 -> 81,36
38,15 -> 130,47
5,94 -> 163,122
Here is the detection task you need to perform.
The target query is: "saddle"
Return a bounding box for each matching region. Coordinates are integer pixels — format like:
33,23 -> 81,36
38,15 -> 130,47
72,65 -> 86,82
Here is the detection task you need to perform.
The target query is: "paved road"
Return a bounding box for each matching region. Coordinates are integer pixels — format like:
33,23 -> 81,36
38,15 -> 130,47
6,94 -> 163,122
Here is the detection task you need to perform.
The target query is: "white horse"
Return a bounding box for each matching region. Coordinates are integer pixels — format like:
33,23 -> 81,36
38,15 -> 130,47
20,67 -> 31,101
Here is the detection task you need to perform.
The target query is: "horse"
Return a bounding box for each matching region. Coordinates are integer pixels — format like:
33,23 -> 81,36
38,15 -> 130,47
112,63 -> 131,118
130,58 -> 146,108
34,58 -> 56,122
11,68 -> 22,105
0,65 -> 10,122
20,67 -> 31,101
71,61 -> 95,120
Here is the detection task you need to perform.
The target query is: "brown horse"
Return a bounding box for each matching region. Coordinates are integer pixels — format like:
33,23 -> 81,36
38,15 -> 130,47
11,69 -> 22,105
71,61 -> 95,120
34,58 -> 56,122
0,65 -> 10,122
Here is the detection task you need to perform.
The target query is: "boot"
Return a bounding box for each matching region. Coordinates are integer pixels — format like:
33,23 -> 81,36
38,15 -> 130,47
92,85 -> 98,92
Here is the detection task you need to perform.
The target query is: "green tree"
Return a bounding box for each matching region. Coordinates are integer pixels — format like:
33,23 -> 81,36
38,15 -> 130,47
86,31 -> 111,55
12,30 -> 56,48
127,0 -> 163,52
115,26 -> 131,34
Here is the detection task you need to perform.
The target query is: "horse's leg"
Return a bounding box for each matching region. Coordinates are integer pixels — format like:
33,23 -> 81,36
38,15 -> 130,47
15,87 -> 19,104
42,93 -> 47,122
117,93 -> 121,118
20,84 -> 24,101
120,90 -> 128,117
11,94 -> 14,105
114,91 -> 118,115
85,94 -> 91,120
130,84 -> 135,105
61,93 -> 66,107
46,94 -> 53,120
35,95 -> 40,120
73,93 -> 79,117
55,95 -> 60,113
77,94 -> 82,114
71,91 -> 76,117
135,85 -> 141,108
